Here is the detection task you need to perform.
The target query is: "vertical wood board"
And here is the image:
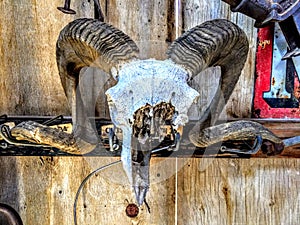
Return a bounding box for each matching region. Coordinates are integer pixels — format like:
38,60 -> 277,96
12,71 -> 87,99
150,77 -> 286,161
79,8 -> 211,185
0,0 -> 257,118
0,157 -> 299,224
0,1 -> 298,225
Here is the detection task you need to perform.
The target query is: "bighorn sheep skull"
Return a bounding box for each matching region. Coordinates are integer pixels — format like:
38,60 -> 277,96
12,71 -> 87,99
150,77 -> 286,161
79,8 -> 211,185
11,18 -> 283,206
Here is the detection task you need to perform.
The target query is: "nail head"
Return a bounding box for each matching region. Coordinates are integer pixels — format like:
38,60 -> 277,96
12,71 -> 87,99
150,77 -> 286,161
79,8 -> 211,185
57,7 -> 76,14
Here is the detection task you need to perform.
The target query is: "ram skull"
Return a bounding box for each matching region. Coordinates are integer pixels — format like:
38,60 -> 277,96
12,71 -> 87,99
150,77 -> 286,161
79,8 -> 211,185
11,18 -> 283,205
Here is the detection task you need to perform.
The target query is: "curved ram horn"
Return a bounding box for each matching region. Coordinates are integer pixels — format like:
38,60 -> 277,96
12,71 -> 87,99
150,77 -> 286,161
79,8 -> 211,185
194,120 -> 283,149
56,18 -> 139,148
57,18 -> 139,80
166,19 -> 248,120
167,19 -> 249,146
167,19 -> 248,80
167,19 -> 283,150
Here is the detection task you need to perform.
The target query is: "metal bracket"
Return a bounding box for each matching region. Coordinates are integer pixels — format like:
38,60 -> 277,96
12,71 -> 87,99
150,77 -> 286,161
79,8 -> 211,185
223,0 -> 300,27
1,115 -> 300,157
106,122 -> 181,153
279,9 -> 300,59
0,115 -> 183,156
108,127 -> 120,152
151,128 -> 181,153
219,135 -> 263,155
57,0 -> 104,21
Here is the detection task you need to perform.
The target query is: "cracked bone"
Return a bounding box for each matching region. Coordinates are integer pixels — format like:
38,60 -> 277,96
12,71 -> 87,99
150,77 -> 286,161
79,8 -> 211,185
12,18 -> 258,206
106,59 -> 199,204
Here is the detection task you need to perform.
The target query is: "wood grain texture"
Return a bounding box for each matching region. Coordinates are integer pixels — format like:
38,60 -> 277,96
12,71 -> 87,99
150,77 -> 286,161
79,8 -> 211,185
106,0 -> 174,60
0,0 -> 68,115
184,0 -> 257,119
0,157 -> 177,225
0,157 -> 299,224
177,158 -> 300,225
0,0 -> 257,118
0,1 -> 299,225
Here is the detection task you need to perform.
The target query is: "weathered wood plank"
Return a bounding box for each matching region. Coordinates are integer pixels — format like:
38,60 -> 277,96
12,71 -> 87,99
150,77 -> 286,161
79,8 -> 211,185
1,157 -> 299,224
0,157 -> 177,225
0,0 -> 257,118
184,0 -> 257,119
0,0 -> 70,115
106,0 -> 174,60
0,1 -> 299,225
177,158 -> 300,225
77,157 -> 176,225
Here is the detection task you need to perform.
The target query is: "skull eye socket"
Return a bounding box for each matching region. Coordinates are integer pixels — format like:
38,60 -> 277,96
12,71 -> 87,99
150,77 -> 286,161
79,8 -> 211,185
66,62 -> 81,77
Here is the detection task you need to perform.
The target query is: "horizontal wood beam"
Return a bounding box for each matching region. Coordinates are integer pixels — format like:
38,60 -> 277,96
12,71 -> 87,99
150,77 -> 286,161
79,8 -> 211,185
0,116 -> 299,158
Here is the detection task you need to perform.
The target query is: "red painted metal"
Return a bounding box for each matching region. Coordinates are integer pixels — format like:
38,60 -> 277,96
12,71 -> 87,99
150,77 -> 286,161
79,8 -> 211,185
253,24 -> 300,118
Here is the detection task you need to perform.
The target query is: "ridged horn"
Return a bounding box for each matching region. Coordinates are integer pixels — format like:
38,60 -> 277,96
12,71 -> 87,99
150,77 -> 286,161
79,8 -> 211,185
56,18 -> 139,80
167,19 -> 249,146
166,19 -> 248,80
55,18 -> 139,146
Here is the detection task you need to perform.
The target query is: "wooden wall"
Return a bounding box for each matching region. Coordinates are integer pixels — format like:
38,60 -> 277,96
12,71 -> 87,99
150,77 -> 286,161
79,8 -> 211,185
0,0 -> 299,225
0,0 -> 257,118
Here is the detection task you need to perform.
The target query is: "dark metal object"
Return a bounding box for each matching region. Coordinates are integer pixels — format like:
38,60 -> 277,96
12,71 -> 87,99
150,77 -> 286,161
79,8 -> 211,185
125,204 -> 139,218
57,0 -> 76,14
108,127 -> 120,151
221,0 -> 240,7
93,0 -> 105,22
42,115 -> 65,126
151,131 -> 181,153
0,203 -> 23,225
1,115 -> 300,157
279,9 -> 300,59
222,0 -> 300,27
220,134 -> 300,156
220,135 -> 263,155
107,120 -> 181,154
57,0 -> 104,21
222,0 -> 300,58
73,160 -> 122,225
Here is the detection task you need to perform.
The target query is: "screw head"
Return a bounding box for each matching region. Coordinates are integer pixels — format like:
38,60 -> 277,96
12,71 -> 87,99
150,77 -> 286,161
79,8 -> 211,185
125,203 -> 139,218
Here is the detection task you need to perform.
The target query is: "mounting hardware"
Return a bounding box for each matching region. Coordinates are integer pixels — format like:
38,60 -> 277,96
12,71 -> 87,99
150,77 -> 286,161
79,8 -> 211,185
57,0 -> 104,21
222,0 -> 300,59
42,115 -> 64,126
108,127 -> 120,151
57,0 -> 76,14
151,128 -> 181,153
220,135 -> 263,155
171,129 -> 181,151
